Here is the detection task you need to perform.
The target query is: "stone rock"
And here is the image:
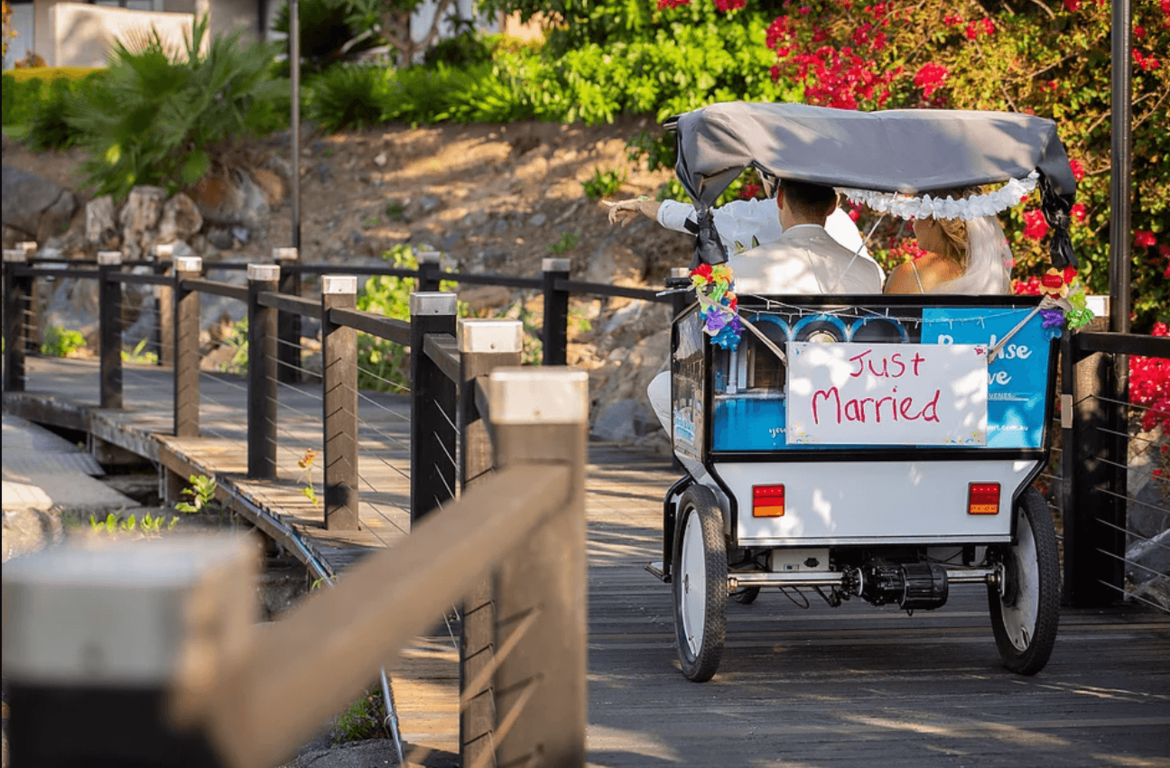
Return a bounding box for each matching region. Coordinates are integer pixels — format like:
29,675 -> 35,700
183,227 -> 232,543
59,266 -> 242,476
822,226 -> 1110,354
231,227 -> 250,245
419,195 -> 442,214
42,277 -> 101,347
317,162 -> 332,184
475,247 -> 509,270
583,239 -> 618,285
528,212 -> 548,228
1126,528 -> 1170,586
461,285 -> 513,314
250,167 -> 285,206
86,195 -> 119,246
374,151 -> 388,167
206,226 -> 235,251
157,193 -> 203,244
591,398 -> 660,443
1129,480 -> 1170,540
2,165 -> 79,240
191,168 -> 271,230
119,185 -> 167,236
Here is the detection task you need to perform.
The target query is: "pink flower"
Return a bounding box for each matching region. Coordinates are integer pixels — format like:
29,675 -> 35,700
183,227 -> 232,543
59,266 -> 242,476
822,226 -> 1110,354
1023,209 -> 1050,241
1069,158 -> 1086,181
1071,203 -> 1087,223
1135,230 -> 1158,248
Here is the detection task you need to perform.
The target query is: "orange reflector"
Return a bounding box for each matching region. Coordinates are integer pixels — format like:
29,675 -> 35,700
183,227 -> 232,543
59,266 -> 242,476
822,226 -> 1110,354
753,484 -> 785,517
967,482 -> 1000,515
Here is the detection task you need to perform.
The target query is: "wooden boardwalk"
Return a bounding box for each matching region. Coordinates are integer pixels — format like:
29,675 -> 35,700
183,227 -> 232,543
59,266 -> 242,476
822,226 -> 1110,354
4,357 -> 1170,768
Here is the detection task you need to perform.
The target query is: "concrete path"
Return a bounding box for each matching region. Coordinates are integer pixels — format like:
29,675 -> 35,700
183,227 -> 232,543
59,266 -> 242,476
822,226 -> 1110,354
2,411 -> 135,561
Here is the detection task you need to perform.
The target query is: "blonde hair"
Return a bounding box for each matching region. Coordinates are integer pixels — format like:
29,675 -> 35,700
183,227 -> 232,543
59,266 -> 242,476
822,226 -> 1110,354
927,187 -> 980,268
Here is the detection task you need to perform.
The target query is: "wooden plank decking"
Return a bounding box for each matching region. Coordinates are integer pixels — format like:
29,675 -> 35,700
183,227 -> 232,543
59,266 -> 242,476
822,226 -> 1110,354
4,357 -> 1169,768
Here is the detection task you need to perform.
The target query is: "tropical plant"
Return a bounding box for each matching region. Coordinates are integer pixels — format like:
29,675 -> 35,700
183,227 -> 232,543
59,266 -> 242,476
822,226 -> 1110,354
174,474 -> 219,514
122,337 -> 159,364
546,230 -> 579,254
581,167 -> 626,201
305,63 -> 392,132
68,15 -> 287,199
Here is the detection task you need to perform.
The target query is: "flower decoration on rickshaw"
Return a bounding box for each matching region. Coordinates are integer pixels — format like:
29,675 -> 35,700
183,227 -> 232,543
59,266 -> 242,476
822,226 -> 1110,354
690,263 -> 743,349
1036,266 -> 1095,340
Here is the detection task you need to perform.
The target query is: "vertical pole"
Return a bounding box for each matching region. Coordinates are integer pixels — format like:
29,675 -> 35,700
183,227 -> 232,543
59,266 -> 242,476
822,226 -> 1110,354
667,267 -> 691,472
248,263 -> 280,480
3,249 -> 28,393
458,319 -> 523,768
321,275 -> 360,530
541,257 -> 570,366
290,0 -> 301,252
275,247 -> 301,384
417,250 -> 442,293
1109,0 -> 1133,338
488,368 -> 588,768
408,291 -> 457,524
98,251 -> 123,410
156,243 -> 174,367
174,256 -> 202,438
17,241 -> 38,355
1059,332 -> 1076,605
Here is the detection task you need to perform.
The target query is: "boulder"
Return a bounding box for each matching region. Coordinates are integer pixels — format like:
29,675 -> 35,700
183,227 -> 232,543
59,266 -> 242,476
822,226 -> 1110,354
42,277 -> 101,347
86,195 -> 119,246
591,398 -> 660,443
119,186 -> 167,260
191,168 -> 271,230
2,165 -> 79,241
157,193 -> 203,244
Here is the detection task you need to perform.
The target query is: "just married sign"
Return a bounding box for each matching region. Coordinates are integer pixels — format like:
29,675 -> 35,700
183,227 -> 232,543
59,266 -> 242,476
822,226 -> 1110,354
786,342 -> 989,446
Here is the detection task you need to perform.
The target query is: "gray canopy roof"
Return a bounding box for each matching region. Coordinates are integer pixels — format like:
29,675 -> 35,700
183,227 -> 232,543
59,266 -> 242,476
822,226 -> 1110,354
668,101 -> 1076,204
666,102 -> 1078,267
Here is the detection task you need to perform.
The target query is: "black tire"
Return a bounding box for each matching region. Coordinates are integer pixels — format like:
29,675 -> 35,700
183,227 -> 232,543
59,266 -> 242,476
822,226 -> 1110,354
672,486 -> 727,682
988,486 -> 1060,676
731,586 -> 761,605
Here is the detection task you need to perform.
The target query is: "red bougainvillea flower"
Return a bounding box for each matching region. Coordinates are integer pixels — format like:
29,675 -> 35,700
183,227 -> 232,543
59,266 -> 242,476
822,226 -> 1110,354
1064,0 -> 1080,11
1135,230 -> 1158,248
656,0 -> 690,9
1069,158 -> 1086,181
1023,209 -> 1050,241
847,207 -> 861,222
1071,203 -> 1087,223
1129,322 -> 1170,432
943,14 -> 963,26
1134,50 -> 1162,71
714,0 -> 745,11
1134,25 -> 1146,38
739,182 -> 761,199
914,62 -> 949,98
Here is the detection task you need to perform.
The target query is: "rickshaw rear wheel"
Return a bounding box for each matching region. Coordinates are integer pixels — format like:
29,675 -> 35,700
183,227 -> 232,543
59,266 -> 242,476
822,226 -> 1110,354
672,486 -> 727,682
988,486 -> 1060,676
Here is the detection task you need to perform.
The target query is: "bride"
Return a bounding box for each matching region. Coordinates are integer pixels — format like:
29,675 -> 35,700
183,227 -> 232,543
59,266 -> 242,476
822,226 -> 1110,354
884,188 -> 1013,295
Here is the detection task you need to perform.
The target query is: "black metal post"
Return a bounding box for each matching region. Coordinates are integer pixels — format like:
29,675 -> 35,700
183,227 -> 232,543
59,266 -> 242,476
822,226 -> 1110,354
488,367 -> 588,767
417,250 -> 442,293
98,251 -> 123,410
155,243 -> 174,367
275,247 -> 302,384
409,291 -> 457,523
1059,332 -> 1076,605
290,0 -> 301,252
321,275 -> 360,530
3,249 -> 28,392
248,263 -> 280,480
541,257 -> 570,366
174,256 -> 202,438
457,319 -> 523,767
1109,0 -> 1133,338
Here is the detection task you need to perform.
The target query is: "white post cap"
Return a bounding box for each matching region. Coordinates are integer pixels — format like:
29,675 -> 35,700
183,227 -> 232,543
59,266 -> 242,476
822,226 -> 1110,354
18,241 -> 38,256
3,249 -> 27,263
247,263 -> 280,282
410,291 -> 457,316
0,535 -> 256,686
542,257 -> 571,273
459,319 -> 523,354
273,247 -> 298,262
670,267 -> 691,278
175,256 -> 203,273
417,250 -> 442,264
155,243 -> 175,260
488,368 -> 589,425
97,250 -> 122,266
322,275 -> 358,295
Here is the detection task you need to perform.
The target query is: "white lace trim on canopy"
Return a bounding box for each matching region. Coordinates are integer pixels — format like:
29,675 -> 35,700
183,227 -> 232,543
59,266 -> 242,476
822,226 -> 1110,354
837,171 -> 1040,221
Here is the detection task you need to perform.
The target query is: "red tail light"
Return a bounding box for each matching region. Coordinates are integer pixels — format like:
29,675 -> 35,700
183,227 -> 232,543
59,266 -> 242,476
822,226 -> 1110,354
753,484 -> 785,517
967,483 -> 1000,515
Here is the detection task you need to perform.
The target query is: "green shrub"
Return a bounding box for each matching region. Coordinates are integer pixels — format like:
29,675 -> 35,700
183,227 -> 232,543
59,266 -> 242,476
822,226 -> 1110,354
305,63 -> 392,132
40,326 -> 86,357
1,73 -> 41,128
69,16 -> 287,199
581,167 -> 626,201
272,0 -> 377,75
422,24 -> 494,69
22,76 -> 79,150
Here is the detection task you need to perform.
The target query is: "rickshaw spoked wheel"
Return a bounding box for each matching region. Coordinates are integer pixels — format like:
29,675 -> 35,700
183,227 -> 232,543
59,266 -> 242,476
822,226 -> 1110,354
987,486 -> 1060,676
672,486 -> 727,682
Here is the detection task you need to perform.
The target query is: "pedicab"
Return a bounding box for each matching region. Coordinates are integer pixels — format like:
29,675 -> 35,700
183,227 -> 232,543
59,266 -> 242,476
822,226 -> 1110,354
646,102 -> 1090,682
